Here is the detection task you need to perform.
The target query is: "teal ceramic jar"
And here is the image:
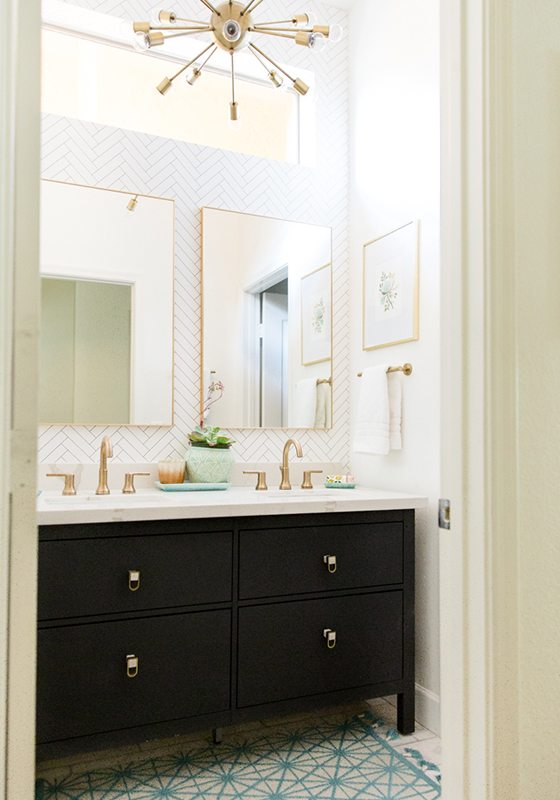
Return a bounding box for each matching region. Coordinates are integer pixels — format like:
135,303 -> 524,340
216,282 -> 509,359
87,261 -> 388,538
185,444 -> 234,484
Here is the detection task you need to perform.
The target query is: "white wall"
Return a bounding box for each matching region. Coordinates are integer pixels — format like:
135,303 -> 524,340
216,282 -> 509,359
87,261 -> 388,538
38,0 -> 350,467
348,0 -> 441,731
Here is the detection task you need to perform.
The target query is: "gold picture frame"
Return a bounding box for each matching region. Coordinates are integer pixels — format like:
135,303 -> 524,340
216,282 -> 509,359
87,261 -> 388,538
362,221 -> 420,351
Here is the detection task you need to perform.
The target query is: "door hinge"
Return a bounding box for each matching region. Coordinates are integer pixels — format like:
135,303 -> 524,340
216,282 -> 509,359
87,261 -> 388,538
439,499 -> 451,530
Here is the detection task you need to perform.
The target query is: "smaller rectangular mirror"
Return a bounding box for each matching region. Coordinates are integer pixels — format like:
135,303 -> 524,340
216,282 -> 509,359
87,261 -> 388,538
39,180 -> 174,426
202,208 -> 332,430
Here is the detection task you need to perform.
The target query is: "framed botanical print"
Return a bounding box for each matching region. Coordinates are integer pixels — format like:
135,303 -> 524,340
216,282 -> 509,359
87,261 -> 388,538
301,263 -> 332,366
363,221 -> 419,351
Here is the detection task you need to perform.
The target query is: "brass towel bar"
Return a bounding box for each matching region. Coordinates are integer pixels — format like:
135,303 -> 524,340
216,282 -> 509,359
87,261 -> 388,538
317,378 -> 332,386
357,363 -> 413,378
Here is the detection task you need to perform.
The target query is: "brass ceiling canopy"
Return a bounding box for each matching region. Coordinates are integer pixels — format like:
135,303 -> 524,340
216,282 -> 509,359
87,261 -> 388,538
132,1 -> 343,121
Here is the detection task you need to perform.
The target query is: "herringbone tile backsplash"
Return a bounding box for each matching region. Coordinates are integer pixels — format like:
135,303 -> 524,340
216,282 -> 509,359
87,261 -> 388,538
39,0 -> 350,467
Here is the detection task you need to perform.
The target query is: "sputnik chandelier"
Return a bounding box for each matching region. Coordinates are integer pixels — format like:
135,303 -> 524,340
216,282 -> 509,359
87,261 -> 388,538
132,1 -> 342,121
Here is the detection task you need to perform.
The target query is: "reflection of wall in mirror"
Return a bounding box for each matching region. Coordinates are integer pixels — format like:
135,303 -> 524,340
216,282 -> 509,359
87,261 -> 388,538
40,278 -> 131,424
40,180 -> 174,426
202,209 -> 331,430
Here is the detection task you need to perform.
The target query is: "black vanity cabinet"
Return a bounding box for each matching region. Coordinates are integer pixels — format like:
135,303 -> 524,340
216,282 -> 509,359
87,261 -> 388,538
37,510 -> 415,758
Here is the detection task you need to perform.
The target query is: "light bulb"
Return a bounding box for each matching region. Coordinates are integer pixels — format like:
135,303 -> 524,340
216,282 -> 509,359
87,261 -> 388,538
328,23 -> 344,44
268,70 -> 284,89
132,32 -> 150,50
186,67 -> 201,85
223,19 -> 242,42
308,31 -> 327,52
118,19 -> 135,40
301,11 -> 318,26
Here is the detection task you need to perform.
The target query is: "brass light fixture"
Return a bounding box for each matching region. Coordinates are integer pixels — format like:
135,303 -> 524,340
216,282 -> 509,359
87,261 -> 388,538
132,2 -> 343,122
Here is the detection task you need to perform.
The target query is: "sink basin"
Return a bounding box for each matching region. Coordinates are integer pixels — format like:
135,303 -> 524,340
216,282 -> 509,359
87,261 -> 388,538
43,493 -> 170,506
261,488 -> 341,498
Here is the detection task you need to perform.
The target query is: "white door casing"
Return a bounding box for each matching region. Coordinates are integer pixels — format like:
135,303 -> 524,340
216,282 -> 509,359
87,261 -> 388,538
440,0 -> 521,798
0,0 -> 41,797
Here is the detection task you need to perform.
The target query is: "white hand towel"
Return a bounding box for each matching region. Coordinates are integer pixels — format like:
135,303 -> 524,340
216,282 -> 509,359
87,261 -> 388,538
388,373 -> 402,450
314,381 -> 332,429
353,366 -> 403,455
353,366 -> 391,455
292,378 -> 317,428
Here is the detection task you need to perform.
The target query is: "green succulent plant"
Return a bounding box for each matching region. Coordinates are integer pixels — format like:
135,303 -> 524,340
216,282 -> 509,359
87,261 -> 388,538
188,425 -> 235,449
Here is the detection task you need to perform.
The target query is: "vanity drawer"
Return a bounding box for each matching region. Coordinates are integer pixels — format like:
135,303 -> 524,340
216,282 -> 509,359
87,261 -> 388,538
239,523 -> 403,599
37,610 -> 231,743
237,592 -> 403,708
38,532 -> 232,620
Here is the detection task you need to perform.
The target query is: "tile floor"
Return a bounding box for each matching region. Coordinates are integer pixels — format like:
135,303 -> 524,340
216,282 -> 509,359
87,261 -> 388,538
36,696 -> 442,788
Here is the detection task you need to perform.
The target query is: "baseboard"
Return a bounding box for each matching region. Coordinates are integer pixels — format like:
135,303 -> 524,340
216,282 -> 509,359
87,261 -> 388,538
414,683 -> 440,736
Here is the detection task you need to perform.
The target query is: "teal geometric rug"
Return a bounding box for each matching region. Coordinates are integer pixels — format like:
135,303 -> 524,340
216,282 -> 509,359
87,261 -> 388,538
36,713 -> 441,799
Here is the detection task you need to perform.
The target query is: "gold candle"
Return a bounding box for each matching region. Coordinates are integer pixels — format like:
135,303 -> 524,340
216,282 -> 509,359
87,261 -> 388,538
158,459 -> 186,485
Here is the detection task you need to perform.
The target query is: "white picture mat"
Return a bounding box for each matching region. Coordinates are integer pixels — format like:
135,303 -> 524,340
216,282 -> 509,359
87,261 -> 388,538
301,263 -> 332,366
363,221 -> 419,350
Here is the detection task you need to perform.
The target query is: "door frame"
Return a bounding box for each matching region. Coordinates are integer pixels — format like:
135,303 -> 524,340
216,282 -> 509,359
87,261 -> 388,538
440,0 -> 519,797
0,0 -> 520,796
0,0 -> 41,797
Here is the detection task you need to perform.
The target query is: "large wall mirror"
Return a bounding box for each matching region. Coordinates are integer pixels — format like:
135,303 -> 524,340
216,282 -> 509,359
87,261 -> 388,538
202,208 -> 332,430
39,180 -> 174,426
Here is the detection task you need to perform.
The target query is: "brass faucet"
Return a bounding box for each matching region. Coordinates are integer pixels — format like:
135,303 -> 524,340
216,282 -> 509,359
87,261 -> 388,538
279,438 -> 303,490
96,436 -> 113,495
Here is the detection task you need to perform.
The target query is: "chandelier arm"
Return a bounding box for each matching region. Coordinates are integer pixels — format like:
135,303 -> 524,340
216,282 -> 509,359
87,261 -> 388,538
251,29 -> 298,41
168,41 -> 216,81
248,45 -> 273,74
252,25 -> 311,31
157,27 -> 214,40
198,0 -> 221,16
248,43 -> 296,83
241,0 -> 265,16
171,17 -> 207,24
253,19 -> 297,26
197,45 -> 218,71
150,25 -> 215,31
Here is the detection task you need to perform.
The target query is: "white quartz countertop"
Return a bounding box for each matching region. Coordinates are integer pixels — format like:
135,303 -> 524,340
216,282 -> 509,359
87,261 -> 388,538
37,486 -> 428,526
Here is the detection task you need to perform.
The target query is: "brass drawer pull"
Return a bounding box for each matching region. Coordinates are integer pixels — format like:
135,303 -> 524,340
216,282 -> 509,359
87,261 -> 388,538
128,570 -> 141,592
323,555 -> 337,574
126,654 -> 139,678
323,628 -> 337,649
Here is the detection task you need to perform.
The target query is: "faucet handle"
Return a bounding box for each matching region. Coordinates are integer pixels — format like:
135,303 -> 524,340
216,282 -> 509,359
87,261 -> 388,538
243,471 -> 268,491
301,470 -> 323,490
46,473 -> 77,496
122,473 -> 151,494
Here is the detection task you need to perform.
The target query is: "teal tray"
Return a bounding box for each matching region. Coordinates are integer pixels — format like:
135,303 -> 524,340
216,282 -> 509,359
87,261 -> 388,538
156,482 -> 230,492
324,482 -> 357,490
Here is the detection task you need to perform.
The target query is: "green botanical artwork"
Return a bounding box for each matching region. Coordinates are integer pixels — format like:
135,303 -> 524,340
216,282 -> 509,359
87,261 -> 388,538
312,296 -> 326,334
379,272 -> 399,312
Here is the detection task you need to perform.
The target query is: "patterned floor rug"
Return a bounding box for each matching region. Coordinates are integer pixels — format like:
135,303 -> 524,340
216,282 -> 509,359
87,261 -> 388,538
36,713 -> 441,799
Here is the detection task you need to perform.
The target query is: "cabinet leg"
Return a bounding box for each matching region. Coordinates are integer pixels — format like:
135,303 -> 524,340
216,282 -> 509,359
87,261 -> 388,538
212,728 -> 223,745
397,691 -> 415,736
